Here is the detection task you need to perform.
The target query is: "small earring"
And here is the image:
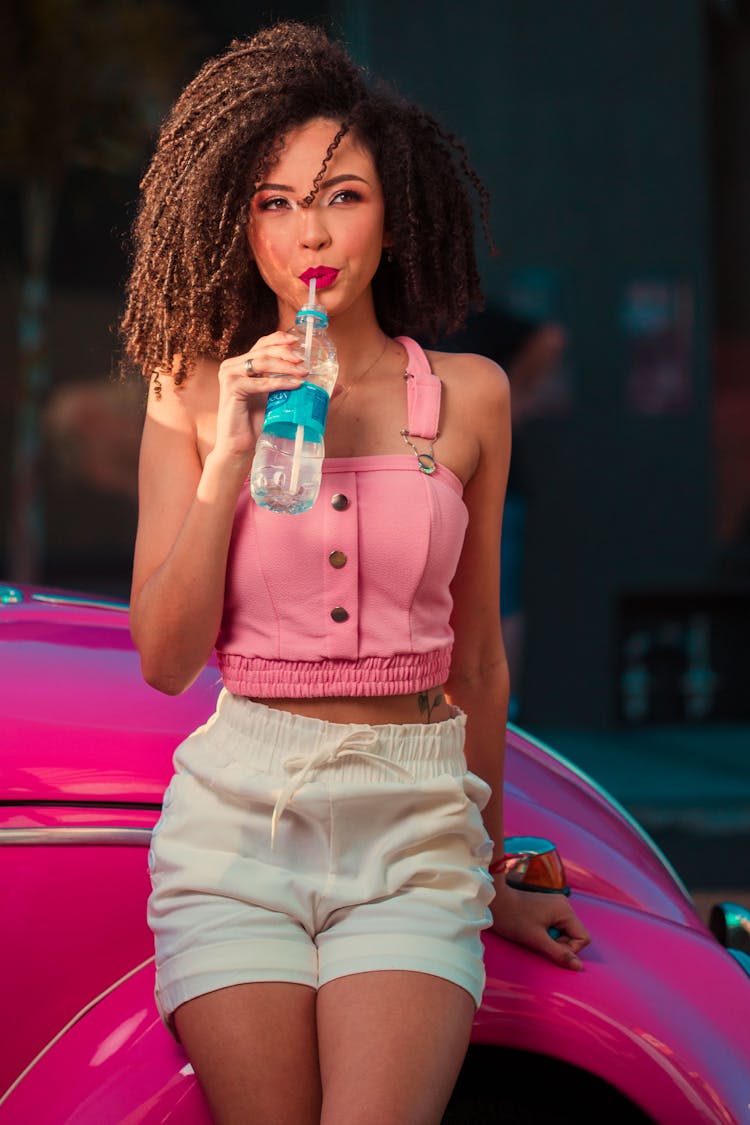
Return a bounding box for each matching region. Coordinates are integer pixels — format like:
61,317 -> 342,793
386,248 -> 394,264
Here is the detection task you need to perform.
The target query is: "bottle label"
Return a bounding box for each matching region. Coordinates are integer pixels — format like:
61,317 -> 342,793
263,381 -> 329,442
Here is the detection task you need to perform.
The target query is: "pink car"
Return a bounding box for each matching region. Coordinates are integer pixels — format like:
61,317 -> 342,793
1,585 -> 749,1124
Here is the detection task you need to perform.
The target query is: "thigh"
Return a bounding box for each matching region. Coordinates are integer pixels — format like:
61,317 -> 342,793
174,981 -> 321,1125
317,971 -> 475,1125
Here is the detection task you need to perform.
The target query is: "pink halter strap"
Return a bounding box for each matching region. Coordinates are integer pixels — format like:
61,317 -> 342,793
396,336 -> 441,440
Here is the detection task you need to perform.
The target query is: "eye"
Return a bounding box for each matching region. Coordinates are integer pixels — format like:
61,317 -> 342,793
258,196 -> 291,211
329,188 -> 363,205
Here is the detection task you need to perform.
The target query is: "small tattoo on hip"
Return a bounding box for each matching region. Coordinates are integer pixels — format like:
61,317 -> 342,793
417,690 -> 444,722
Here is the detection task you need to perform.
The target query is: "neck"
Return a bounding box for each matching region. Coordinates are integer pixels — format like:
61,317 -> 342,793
334,326 -> 391,380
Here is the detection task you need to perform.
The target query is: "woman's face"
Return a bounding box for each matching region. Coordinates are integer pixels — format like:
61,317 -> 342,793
247,117 -> 387,327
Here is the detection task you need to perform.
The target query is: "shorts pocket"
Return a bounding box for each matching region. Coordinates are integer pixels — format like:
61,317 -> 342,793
461,769 -> 492,813
442,771 -> 494,864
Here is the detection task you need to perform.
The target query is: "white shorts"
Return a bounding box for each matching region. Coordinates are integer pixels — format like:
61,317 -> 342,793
148,690 -> 495,1031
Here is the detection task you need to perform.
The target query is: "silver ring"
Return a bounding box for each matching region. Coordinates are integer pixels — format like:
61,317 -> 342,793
244,357 -> 256,376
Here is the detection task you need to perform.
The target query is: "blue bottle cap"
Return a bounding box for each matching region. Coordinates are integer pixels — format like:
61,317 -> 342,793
295,305 -> 329,327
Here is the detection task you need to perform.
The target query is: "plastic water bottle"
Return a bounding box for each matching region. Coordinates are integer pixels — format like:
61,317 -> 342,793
250,299 -> 338,514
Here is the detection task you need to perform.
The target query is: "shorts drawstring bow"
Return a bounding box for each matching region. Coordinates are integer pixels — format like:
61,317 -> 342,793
270,728 -> 414,846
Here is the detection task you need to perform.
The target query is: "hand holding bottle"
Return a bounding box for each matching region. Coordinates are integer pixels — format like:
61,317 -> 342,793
213,331 -> 305,465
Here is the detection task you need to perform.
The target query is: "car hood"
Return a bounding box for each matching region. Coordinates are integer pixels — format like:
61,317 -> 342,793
1,587 -> 701,930
0,589 -> 221,805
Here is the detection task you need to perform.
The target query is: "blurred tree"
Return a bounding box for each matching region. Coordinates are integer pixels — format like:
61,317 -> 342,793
0,0 -> 198,582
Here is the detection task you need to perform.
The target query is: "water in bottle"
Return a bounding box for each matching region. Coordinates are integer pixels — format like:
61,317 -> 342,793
250,285 -> 338,514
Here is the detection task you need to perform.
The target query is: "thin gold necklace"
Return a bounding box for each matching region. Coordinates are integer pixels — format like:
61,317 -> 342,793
334,336 -> 391,400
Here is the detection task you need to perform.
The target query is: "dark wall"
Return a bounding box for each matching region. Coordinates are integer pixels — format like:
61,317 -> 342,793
344,0 -> 714,726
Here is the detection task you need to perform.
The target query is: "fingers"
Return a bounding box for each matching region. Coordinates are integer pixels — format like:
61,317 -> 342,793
545,905 -> 591,971
220,334 -> 306,388
559,948 -> 583,971
523,920 -> 583,971
543,933 -> 583,971
559,912 -> 591,954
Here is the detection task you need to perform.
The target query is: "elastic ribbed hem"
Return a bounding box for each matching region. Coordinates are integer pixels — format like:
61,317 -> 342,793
318,933 -> 486,1010
155,938 -> 318,1035
217,647 -> 452,698
155,934 -> 486,1037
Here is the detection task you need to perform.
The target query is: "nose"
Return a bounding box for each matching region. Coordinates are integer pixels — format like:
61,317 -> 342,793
298,205 -> 331,251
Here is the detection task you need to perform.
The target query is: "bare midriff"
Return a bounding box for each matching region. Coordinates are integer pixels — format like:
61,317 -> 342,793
252,686 -> 453,726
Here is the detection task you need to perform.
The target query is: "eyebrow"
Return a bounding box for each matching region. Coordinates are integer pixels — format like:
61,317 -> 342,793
255,173 -> 371,193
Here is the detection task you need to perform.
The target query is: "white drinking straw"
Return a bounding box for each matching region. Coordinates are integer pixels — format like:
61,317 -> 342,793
289,419 -> 305,495
290,277 -> 317,495
304,277 -> 316,365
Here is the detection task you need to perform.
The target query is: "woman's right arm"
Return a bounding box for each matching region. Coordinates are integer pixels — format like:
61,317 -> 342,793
129,335 -> 303,694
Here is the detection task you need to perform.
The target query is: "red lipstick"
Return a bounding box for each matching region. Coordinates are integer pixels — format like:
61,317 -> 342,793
299,266 -> 340,290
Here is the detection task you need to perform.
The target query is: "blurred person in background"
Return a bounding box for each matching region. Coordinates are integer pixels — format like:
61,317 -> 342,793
44,380 -> 143,504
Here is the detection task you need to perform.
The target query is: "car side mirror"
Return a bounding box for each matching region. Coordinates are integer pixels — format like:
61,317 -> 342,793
709,902 -> 750,955
502,835 -> 570,896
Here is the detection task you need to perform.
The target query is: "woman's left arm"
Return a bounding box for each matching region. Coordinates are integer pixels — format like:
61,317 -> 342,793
444,354 -> 590,971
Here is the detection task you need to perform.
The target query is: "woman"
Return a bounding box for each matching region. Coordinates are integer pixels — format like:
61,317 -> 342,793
124,22 -> 590,1124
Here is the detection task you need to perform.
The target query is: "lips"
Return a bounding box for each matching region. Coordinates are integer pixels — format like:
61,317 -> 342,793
299,266 -> 340,290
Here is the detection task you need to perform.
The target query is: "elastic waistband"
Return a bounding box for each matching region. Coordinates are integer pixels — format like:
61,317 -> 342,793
195,690 -> 468,782
217,648 -> 452,699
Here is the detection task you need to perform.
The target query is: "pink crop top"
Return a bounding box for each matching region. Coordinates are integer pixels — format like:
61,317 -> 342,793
216,337 -> 469,698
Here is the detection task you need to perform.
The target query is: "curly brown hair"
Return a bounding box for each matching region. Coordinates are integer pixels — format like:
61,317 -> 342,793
121,21 -> 492,386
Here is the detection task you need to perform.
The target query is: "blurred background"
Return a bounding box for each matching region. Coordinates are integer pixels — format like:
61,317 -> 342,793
1,0 -> 748,898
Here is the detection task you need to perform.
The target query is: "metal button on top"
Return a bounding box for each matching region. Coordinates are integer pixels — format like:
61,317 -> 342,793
331,493 -> 349,511
329,550 -> 347,569
330,606 -> 349,623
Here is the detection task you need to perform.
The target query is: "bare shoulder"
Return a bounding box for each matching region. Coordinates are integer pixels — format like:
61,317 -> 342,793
143,356 -> 219,435
425,349 -> 510,427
